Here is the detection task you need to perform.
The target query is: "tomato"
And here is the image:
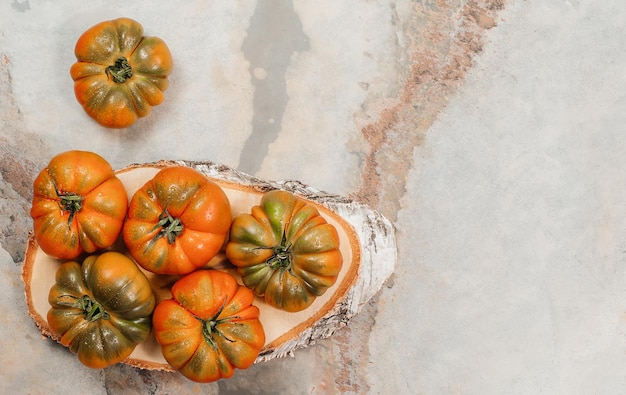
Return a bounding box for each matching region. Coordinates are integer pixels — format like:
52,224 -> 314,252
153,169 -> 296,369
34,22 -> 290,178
225,190 -> 343,312
70,17 -> 173,128
47,251 -> 156,369
153,270 -> 265,382
30,150 -> 128,260
123,166 -> 232,275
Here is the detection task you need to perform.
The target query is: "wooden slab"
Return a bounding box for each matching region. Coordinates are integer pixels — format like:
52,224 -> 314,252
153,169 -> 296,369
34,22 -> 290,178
22,160 -> 397,370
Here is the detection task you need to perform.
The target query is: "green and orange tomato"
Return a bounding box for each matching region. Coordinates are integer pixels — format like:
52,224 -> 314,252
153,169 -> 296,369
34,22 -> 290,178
70,17 -> 173,128
152,269 -> 266,382
123,166 -> 232,275
30,150 -> 128,259
47,251 -> 156,369
226,190 -> 343,312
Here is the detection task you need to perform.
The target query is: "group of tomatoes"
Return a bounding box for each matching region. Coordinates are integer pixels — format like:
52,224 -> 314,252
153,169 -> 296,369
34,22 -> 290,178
30,150 -> 343,383
35,17 -> 343,383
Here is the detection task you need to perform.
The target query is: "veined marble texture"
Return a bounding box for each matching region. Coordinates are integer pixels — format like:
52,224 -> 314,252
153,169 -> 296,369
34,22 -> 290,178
2,0 -> 626,393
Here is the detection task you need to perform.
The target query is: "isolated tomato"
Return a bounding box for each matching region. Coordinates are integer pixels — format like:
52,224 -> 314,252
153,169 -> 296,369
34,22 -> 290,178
70,17 -> 173,128
153,270 -> 265,382
226,190 -> 343,312
30,150 -> 128,260
123,166 -> 232,275
47,251 -> 156,369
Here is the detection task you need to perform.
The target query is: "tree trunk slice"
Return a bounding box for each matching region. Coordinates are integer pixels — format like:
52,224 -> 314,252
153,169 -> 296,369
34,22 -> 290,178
22,160 -> 397,370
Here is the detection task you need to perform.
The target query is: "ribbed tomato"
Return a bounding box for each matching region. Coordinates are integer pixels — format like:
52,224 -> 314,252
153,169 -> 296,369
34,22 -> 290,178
153,270 -> 265,382
70,17 -> 173,128
123,166 -> 232,275
30,150 -> 128,259
47,251 -> 156,369
226,190 -> 343,312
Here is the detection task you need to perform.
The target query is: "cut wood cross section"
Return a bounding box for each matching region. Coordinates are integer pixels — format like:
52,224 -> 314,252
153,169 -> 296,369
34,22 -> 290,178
22,160 -> 397,370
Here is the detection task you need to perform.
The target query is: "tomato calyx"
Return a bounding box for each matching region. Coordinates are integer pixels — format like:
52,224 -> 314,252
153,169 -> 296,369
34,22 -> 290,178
59,294 -> 111,322
149,207 -> 184,247
199,302 -> 239,350
105,57 -> 133,83
53,182 -> 83,228
268,244 -> 292,269
258,231 -> 293,270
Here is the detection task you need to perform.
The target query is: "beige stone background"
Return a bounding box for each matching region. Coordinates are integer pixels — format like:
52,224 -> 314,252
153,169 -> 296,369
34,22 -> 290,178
3,0 -> 626,393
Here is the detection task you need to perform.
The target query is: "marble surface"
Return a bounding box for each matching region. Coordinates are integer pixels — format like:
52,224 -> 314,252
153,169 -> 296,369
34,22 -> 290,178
2,0 -> 626,393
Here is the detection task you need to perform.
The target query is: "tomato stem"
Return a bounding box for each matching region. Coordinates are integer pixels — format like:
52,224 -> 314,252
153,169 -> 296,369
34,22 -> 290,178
266,231 -> 292,269
105,57 -> 133,83
199,302 -> 239,350
149,207 -> 184,246
53,182 -> 83,229
60,294 -> 110,322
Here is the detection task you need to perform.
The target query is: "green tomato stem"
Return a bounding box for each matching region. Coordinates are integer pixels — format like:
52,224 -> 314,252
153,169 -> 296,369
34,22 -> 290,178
261,231 -> 293,269
53,182 -> 83,229
105,57 -> 133,83
148,207 -> 184,248
267,244 -> 292,269
59,294 -> 110,322
199,302 -> 239,350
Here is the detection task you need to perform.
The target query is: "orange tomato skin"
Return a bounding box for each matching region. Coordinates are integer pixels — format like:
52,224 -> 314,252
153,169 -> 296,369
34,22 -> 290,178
70,18 -> 173,128
123,166 -> 232,275
152,270 -> 265,383
30,150 -> 128,259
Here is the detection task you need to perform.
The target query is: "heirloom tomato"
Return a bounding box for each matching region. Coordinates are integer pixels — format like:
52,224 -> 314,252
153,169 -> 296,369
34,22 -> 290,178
30,150 -> 128,260
123,166 -> 232,275
153,270 -> 265,383
70,17 -> 173,128
226,190 -> 343,312
47,251 -> 156,369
